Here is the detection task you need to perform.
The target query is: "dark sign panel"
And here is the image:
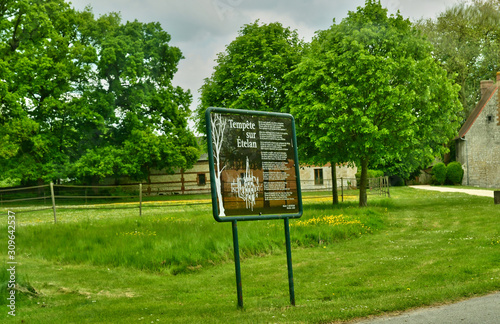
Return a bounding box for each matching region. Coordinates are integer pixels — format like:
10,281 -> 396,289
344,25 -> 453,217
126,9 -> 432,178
206,107 -> 303,222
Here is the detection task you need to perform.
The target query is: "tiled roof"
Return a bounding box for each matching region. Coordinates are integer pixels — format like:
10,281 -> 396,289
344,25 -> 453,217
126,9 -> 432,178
455,85 -> 498,139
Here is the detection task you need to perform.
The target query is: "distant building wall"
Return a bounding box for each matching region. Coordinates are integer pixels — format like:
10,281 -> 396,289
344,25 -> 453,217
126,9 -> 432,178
299,163 -> 358,191
102,157 -> 211,195
456,86 -> 500,188
102,159 -> 358,195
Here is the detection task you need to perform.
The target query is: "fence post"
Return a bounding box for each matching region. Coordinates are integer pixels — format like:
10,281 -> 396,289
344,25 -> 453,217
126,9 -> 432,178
50,182 -> 57,224
386,176 -> 390,198
139,183 -> 143,217
341,177 -> 344,202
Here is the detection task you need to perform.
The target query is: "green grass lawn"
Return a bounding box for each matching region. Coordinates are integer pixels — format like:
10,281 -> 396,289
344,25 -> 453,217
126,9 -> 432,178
1,187 -> 499,323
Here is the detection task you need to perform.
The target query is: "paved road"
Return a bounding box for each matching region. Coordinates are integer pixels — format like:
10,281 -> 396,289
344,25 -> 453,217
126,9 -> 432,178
354,292 -> 500,324
353,185 -> 500,324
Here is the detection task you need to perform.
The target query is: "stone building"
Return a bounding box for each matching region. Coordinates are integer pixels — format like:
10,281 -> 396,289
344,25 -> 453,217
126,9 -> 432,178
299,163 -> 358,191
455,73 -> 500,188
104,157 -> 357,195
101,153 -> 211,195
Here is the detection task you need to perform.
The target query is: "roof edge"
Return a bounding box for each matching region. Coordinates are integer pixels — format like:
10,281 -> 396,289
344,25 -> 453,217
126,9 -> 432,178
455,85 -> 498,140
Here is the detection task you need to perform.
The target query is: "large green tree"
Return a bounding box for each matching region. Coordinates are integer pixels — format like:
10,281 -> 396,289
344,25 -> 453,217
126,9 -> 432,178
195,20 -> 304,133
286,0 -> 462,206
72,12 -> 199,185
417,0 -> 500,120
0,0 -> 95,185
0,1 -> 199,186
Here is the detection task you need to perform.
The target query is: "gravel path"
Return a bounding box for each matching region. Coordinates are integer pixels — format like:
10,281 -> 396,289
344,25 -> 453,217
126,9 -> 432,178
408,185 -> 495,198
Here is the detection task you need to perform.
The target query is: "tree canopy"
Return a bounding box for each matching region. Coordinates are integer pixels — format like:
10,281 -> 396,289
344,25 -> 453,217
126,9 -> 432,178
0,0 -> 199,185
417,0 -> 500,120
1,0 -> 90,184
286,0 -> 462,206
195,20 -> 304,134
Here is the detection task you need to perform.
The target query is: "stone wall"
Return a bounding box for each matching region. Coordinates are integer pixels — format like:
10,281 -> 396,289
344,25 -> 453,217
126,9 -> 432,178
104,161 -> 358,195
299,164 -> 358,191
456,87 -> 500,188
101,159 -> 211,195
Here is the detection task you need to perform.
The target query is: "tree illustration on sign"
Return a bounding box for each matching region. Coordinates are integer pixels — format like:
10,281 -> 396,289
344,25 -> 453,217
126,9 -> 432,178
211,113 -> 227,216
231,157 -> 260,211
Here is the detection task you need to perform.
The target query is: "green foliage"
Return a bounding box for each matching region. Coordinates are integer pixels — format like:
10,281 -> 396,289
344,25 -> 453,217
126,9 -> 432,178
0,177 -> 20,188
72,13 -> 200,183
432,162 -> 447,185
195,20 -> 304,134
391,175 -> 406,187
0,1 -> 199,184
286,0 -> 462,206
0,0 -> 88,183
431,162 -> 464,185
0,268 -> 38,304
356,169 -> 384,179
446,161 -> 464,184
416,0 -> 500,120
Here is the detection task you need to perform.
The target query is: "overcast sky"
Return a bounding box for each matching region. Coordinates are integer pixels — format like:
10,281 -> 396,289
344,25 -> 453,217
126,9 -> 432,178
69,0 -> 462,122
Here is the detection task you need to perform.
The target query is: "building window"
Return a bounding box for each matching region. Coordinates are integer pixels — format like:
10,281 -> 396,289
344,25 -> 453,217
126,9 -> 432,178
197,173 -> 206,186
314,169 -> 323,185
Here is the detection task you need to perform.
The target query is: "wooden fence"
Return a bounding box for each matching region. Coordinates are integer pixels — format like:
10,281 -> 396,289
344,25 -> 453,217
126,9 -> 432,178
1,177 -> 390,223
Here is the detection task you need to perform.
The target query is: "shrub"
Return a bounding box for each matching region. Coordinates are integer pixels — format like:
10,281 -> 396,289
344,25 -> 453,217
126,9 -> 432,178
432,163 -> 447,185
390,175 -> 405,187
446,162 -> 464,185
355,169 -> 384,179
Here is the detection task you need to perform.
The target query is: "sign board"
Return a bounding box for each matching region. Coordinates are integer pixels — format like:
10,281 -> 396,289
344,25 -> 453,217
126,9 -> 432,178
206,107 -> 303,222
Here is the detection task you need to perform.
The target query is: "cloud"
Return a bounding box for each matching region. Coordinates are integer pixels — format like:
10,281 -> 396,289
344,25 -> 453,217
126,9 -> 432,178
381,0 -> 461,20
70,0 -> 462,125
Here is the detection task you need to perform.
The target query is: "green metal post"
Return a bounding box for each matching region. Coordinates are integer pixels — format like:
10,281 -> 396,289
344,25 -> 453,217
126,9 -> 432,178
232,220 -> 243,308
284,218 -> 295,306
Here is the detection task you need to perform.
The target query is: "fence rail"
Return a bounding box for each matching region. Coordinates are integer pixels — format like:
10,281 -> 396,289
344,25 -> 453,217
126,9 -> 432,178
0,182 -> 144,222
301,176 -> 390,201
1,177 -> 390,223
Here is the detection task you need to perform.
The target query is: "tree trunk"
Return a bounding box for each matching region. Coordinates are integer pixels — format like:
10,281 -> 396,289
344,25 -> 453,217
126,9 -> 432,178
91,175 -> 99,195
331,162 -> 339,205
37,178 -> 45,196
359,158 -> 368,207
147,165 -> 152,196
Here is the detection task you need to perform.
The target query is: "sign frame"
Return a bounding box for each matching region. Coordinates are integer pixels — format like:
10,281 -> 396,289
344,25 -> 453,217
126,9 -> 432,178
205,107 -> 303,222
205,107 -> 302,308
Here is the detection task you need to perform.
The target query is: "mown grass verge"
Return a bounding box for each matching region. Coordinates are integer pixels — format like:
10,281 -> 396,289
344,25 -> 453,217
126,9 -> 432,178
1,187 -> 499,323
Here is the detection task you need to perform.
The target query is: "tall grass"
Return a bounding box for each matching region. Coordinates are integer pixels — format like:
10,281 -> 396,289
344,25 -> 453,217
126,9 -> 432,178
9,199 -> 386,275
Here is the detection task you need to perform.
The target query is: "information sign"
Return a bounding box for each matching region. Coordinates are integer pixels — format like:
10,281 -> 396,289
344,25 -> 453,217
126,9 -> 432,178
206,107 -> 303,222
